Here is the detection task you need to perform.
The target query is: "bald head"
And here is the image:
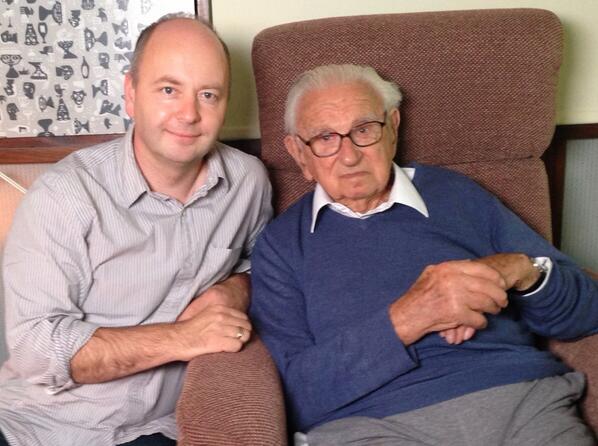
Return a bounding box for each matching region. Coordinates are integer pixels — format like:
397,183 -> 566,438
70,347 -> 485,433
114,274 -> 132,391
128,14 -> 230,85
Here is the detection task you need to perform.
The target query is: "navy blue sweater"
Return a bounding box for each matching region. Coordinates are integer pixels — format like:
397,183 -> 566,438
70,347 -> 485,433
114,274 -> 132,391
250,164 -> 598,432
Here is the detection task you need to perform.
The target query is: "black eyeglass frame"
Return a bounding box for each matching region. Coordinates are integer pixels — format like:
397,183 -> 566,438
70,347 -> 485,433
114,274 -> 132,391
296,111 -> 388,158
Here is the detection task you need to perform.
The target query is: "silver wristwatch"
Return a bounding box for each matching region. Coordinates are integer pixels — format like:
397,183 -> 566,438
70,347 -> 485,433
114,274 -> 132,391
529,256 -> 550,274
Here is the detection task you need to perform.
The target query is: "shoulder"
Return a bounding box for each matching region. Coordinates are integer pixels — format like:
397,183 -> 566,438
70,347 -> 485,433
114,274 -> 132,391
411,162 -> 495,203
36,136 -> 122,192
260,192 -> 313,242
25,137 -> 124,215
215,142 -> 268,178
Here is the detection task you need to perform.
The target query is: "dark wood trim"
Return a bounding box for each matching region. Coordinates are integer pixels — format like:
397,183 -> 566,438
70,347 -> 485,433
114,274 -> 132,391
542,136 -> 567,248
0,134 -> 122,164
0,135 -> 261,164
553,123 -> 598,140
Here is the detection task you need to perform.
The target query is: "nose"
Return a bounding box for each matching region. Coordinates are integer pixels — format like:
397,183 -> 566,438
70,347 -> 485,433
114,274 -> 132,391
177,95 -> 201,124
337,135 -> 362,165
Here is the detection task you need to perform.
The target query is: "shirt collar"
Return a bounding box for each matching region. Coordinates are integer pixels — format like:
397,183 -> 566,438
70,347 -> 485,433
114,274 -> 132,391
118,126 -> 229,208
310,162 -> 429,233
186,142 -> 230,205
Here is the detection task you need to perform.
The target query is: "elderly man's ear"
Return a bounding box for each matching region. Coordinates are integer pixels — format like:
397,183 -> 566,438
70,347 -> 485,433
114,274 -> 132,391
285,134 -> 315,181
389,107 -> 401,145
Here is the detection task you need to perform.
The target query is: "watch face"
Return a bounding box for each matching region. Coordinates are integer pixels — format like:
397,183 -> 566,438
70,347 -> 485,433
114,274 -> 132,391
531,257 -> 550,273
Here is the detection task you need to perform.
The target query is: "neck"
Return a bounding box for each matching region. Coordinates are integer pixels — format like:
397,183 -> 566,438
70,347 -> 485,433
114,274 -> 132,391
340,190 -> 391,213
134,148 -> 209,204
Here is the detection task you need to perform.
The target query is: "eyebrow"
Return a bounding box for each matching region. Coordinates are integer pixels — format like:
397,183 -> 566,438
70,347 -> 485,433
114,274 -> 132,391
153,76 -> 225,91
308,114 -> 382,136
154,76 -> 183,86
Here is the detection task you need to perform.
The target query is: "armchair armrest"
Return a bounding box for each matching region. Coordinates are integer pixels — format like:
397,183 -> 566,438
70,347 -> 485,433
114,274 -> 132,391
176,336 -> 287,445
549,334 -> 598,433
548,267 -> 598,432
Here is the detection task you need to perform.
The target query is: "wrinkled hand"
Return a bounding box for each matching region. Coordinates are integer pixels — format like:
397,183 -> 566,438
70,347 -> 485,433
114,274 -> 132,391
389,260 -> 508,346
439,325 -> 476,344
175,304 -> 252,360
476,253 -> 539,291
438,253 -> 540,345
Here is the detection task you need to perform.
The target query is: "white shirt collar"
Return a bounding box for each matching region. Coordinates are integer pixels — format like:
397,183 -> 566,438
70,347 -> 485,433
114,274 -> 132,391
310,163 -> 429,233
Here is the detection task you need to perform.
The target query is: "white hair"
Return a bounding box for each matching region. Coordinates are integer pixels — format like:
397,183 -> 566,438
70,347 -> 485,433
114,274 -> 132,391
284,64 -> 402,133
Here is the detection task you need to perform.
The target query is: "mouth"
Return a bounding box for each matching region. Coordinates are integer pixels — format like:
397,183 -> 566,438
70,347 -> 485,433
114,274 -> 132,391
340,171 -> 368,179
166,129 -> 201,140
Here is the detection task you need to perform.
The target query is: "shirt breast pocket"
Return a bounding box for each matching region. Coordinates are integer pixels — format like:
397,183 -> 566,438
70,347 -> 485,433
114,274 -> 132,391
200,245 -> 243,286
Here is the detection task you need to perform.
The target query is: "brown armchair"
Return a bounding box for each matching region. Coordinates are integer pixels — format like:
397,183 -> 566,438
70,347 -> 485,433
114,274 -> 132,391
251,8 -> 598,434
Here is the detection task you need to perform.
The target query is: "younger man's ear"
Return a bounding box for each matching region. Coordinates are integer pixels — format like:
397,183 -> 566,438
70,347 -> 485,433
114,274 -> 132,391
123,73 -> 136,119
284,135 -> 314,182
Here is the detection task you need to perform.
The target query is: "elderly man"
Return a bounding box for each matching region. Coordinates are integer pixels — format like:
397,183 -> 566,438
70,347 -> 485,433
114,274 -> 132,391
250,64 -> 598,445
0,14 -> 271,446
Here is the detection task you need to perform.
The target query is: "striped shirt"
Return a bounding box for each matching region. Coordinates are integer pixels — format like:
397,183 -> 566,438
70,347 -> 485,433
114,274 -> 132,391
0,128 -> 273,445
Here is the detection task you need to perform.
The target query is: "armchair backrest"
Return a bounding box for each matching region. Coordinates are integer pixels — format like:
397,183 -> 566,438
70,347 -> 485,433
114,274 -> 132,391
252,8 -> 563,240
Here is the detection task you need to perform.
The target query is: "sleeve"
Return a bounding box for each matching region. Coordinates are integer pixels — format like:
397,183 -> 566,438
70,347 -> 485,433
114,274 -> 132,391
250,229 -> 418,432
488,196 -> 598,339
232,163 -> 273,274
2,177 -> 98,393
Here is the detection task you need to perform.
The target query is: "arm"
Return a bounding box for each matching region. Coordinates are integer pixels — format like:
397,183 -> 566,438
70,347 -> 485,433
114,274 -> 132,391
485,197 -> 598,339
3,180 -> 98,391
71,303 -> 251,384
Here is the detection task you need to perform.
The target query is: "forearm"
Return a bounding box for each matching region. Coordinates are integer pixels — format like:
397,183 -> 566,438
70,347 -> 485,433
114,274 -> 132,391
71,323 -> 182,384
518,261 -> 598,338
72,303 -> 252,384
212,273 -> 251,312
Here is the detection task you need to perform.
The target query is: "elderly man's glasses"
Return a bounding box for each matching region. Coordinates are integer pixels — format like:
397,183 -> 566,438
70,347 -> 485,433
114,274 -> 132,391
297,112 -> 387,158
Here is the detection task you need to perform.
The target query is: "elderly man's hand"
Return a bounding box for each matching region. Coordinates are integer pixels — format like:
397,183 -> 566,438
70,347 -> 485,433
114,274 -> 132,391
476,253 -> 541,291
439,325 -> 476,344
177,273 -> 250,322
388,260 -> 508,346
435,254 -> 543,345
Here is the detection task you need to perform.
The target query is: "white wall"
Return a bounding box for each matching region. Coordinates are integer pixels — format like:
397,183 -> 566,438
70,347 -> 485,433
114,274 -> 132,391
212,0 -> 598,139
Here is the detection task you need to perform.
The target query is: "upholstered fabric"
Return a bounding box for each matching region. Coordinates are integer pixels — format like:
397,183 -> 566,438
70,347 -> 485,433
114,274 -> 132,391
252,7 -> 598,436
0,163 -> 51,364
176,336 -> 287,445
253,8 -> 562,240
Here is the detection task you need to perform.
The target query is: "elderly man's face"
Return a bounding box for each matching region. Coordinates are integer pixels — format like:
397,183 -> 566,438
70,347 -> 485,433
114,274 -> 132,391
286,81 -> 400,213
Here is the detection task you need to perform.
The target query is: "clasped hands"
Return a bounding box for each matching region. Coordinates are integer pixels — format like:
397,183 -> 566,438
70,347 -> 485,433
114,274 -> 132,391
389,253 -> 541,346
